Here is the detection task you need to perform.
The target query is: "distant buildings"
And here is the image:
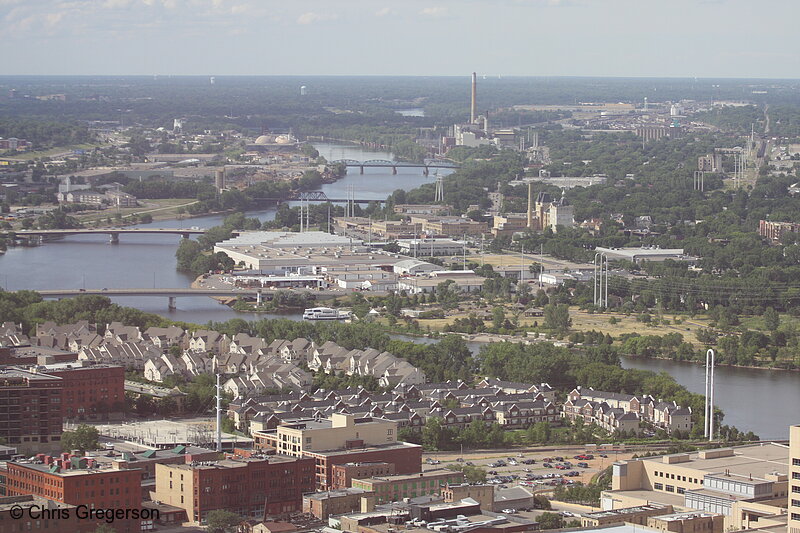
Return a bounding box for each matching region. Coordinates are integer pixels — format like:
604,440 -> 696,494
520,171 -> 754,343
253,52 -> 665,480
759,220 -> 800,243
57,188 -> 138,207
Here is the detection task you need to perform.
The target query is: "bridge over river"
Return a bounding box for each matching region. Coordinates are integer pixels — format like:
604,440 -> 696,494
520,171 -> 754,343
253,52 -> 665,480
13,228 -> 206,243
29,287 -> 376,310
331,158 -> 459,175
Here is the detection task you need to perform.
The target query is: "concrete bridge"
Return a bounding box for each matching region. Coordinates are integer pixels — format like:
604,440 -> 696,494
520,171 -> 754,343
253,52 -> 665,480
14,228 -> 206,243
31,287 -> 364,310
330,158 -> 459,175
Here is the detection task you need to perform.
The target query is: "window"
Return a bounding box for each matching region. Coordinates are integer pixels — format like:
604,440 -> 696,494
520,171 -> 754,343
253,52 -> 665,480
665,485 -> 674,492
677,487 -> 685,494
793,486 -> 800,494
654,483 -> 663,490
792,513 -> 800,521
792,499 -> 800,507
793,459 -> 800,466
794,473 -> 800,480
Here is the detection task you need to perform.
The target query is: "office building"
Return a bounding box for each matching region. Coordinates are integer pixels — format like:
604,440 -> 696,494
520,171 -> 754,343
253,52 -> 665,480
303,488 -> 375,519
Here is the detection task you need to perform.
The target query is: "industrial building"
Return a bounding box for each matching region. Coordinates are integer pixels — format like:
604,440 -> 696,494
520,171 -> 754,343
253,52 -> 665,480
397,238 -> 464,256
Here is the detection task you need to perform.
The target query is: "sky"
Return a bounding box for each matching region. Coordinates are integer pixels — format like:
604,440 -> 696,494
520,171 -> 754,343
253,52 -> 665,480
2,0 -> 799,78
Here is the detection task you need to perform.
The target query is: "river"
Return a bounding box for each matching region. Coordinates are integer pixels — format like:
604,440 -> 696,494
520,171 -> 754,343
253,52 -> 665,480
1,143 -> 797,438
0,143 -> 440,323
619,356 -> 797,440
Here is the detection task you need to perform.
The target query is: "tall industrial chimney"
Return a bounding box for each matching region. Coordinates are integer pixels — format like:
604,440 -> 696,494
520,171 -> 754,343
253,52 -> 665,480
470,72 -> 477,124
527,181 -> 534,228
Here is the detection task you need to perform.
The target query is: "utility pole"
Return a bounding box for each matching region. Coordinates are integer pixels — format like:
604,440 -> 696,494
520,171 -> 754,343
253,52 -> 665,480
215,371 -> 222,452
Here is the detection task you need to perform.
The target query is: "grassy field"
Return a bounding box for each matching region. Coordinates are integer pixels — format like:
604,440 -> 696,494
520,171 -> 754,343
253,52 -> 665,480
68,199 -> 199,225
395,304 -> 713,346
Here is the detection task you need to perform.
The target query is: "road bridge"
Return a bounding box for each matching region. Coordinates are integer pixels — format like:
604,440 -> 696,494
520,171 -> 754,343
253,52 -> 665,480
29,287 -> 376,310
13,228 -> 206,243
331,158 -> 459,175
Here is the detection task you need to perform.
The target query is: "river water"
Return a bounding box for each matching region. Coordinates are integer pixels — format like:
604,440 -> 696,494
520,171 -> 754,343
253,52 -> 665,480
1,143 -> 797,438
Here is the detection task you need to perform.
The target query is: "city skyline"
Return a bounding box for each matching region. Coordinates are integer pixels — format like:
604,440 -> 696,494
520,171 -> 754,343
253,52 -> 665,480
1,0 -> 798,78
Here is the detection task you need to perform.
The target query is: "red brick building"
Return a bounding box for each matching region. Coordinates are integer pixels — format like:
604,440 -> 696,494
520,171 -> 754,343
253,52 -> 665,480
3,461 -> 143,532
153,455 -> 315,525
304,442 -> 422,490
0,368 -> 63,454
331,462 -> 396,490
32,363 -> 125,419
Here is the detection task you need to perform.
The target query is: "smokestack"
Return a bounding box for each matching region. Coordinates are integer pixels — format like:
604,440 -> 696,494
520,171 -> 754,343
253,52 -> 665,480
527,182 -> 534,228
484,110 -> 489,133
471,72 -> 477,124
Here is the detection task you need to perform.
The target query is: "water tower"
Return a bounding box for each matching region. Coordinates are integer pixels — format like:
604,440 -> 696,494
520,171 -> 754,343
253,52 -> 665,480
300,85 -> 307,96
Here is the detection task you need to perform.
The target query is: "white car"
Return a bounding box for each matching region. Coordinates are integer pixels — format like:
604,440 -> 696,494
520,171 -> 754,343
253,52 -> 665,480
502,509 -> 517,514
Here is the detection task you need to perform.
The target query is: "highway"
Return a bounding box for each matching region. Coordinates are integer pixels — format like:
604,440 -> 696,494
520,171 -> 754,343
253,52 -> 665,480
31,287 -> 369,298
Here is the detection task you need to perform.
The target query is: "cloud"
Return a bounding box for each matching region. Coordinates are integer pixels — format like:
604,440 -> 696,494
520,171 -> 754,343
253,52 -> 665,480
297,11 -> 336,24
375,7 -> 395,16
419,6 -> 448,17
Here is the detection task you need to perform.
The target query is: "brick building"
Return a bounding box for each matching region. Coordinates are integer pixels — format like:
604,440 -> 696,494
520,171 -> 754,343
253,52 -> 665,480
0,495 -> 88,533
153,455 -> 315,525
31,363 -> 125,419
331,462 -> 395,490
0,368 -> 63,454
351,470 -> 466,504
303,442 -> 422,490
303,487 -> 374,519
3,460 -> 143,532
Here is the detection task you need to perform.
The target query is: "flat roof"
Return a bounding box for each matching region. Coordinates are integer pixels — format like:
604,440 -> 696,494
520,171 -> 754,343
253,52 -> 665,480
639,443 -> 789,480
305,488 -> 369,500
354,469 -> 459,484
584,504 -> 669,519
302,441 -> 422,458
165,455 -> 301,471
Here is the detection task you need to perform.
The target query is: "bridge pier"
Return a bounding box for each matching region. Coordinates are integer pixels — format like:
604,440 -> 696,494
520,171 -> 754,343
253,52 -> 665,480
181,233 -> 190,239
168,296 -> 176,311
423,167 -> 429,177
359,166 -> 364,175
391,166 -> 397,175
256,289 -> 263,306
109,233 -> 119,244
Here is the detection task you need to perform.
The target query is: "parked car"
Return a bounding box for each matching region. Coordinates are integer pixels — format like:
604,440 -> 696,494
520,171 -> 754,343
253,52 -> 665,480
577,462 -> 589,468
502,509 -> 517,515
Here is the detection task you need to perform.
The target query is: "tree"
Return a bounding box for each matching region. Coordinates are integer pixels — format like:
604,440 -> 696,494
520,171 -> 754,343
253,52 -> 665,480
544,303 -> 572,335
537,512 -> 564,530
206,509 -> 241,533
61,424 -> 99,453
763,307 -> 780,331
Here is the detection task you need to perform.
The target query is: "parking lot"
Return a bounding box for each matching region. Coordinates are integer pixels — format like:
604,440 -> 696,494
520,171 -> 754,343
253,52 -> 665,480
422,446 -> 635,506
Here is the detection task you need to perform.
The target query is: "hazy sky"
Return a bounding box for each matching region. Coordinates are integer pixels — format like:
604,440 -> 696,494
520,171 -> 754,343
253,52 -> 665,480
2,0 -> 798,77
